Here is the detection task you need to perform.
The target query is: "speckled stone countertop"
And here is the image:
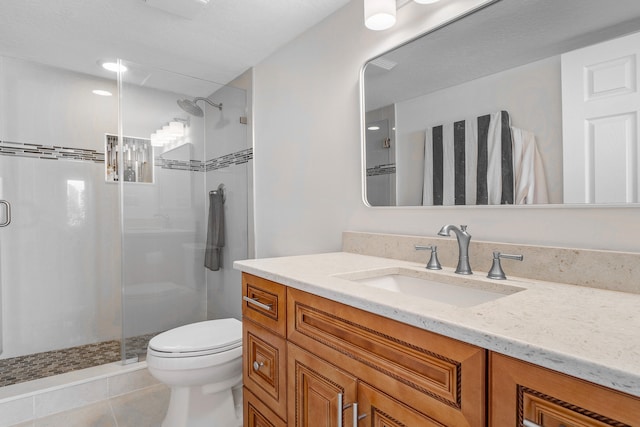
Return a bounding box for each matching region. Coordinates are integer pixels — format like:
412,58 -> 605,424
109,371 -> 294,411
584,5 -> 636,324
234,252 -> 640,397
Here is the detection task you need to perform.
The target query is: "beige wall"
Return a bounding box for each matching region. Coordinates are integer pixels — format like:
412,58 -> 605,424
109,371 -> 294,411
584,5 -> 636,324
252,0 -> 640,257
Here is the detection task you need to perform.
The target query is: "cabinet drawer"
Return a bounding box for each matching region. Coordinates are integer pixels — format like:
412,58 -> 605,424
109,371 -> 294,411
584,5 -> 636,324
243,319 -> 288,421
490,353 -> 640,427
287,288 -> 485,426
243,273 -> 286,337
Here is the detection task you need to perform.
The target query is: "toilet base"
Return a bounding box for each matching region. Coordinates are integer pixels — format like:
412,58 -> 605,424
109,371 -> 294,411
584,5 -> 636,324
161,376 -> 242,427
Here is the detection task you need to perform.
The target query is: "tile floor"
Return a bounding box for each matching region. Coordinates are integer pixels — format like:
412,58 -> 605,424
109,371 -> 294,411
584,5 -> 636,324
9,384 -> 169,427
0,362 -> 168,427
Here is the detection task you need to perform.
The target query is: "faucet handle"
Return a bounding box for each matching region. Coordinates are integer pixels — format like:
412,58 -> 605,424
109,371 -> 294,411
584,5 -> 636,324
487,251 -> 523,280
415,245 -> 442,270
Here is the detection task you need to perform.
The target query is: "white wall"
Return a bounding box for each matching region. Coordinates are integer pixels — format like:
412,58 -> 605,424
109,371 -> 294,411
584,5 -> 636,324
253,0 -> 640,256
395,55 -> 562,204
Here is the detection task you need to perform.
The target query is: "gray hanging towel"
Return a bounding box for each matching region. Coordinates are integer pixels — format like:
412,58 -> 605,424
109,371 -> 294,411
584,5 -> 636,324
204,190 -> 225,271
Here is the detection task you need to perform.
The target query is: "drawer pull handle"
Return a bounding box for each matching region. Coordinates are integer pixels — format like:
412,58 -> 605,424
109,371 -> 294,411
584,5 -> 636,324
337,393 -> 357,427
252,360 -> 264,371
243,296 -> 273,311
353,403 -> 367,424
523,420 -> 542,427
338,393 -> 343,427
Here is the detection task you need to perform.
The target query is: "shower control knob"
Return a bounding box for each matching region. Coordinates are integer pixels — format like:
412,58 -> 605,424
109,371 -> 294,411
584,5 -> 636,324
253,361 -> 264,371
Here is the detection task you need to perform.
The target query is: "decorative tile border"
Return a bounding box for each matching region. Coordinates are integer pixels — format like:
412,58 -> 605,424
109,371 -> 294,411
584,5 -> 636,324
205,147 -> 253,171
154,158 -> 204,172
155,147 -> 253,172
0,141 -> 104,163
367,163 -> 396,177
0,140 -> 253,172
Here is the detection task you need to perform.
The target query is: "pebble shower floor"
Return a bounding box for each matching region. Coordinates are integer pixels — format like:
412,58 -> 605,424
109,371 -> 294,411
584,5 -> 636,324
0,333 -> 155,387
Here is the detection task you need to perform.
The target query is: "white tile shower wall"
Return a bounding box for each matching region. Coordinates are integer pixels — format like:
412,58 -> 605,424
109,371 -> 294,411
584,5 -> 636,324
0,156 -> 121,359
0,56 -> 117,151
206,165 -> 249,320
204,83 -> 249,321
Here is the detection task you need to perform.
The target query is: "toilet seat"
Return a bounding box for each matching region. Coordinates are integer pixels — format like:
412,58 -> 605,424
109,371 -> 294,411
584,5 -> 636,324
148,318 -> 242,358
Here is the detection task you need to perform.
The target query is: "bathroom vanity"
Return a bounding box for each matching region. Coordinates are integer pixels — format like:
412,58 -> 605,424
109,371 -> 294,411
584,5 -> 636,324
236,235 -> 640,426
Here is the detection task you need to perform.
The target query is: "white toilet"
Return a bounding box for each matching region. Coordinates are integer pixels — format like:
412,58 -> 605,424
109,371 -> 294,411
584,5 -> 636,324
146,318 -> 243,427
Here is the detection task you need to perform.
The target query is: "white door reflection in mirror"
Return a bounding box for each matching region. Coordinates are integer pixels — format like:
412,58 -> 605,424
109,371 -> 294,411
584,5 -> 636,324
562,31 -> 640,204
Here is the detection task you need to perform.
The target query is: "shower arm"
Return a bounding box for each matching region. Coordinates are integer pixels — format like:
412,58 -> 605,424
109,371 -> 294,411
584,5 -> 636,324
194,97 -> 222,111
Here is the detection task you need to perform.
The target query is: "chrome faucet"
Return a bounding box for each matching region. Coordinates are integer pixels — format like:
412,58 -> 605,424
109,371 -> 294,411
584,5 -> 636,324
438,224 -> 472,275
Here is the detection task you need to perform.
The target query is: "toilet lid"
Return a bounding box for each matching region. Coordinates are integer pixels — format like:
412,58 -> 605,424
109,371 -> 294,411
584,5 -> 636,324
148,318 -> 242,355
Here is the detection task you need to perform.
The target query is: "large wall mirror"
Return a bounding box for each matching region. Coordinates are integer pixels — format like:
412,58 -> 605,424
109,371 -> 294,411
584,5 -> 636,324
363,0 -> 640,207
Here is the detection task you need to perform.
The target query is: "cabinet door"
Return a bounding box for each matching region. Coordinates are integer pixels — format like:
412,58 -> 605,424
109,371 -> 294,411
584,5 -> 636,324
288,343 -> 357,427
288,288 -> 485,426
244,319 -> 288,421
490,353 -> 640,427
357,382 -> 447,427
244,387 -> 287,427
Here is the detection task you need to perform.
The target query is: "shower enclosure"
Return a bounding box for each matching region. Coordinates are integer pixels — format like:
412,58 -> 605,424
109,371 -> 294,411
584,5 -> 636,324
0,55 -> 250,384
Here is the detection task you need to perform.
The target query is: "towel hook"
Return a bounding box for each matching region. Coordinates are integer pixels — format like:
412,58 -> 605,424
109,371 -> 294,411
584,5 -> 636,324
210,183 -> 225,203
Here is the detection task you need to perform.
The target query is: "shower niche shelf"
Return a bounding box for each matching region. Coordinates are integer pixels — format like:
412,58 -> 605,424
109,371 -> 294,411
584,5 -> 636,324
105,134 -> 154,183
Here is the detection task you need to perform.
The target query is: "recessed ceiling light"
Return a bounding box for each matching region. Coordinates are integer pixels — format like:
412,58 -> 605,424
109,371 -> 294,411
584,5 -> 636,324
101,62 -> 127,73
368,126 -> 381,131
92,89 -> 113,96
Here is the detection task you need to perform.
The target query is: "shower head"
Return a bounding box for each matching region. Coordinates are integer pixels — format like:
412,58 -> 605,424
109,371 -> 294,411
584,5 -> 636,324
177,97 -> 222,117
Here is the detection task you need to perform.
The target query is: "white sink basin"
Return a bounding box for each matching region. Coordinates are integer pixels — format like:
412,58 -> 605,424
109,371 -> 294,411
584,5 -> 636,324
338,268 -> 525,307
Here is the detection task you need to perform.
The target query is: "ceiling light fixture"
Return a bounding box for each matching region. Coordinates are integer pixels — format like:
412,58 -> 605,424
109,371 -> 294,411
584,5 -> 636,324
364,0 -> 396,31
365,0 -> 441,30
101,61 -> 127,73
92,89 -> 113,96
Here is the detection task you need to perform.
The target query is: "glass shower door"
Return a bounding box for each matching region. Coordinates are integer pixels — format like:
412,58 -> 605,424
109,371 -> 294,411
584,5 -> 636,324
119,61 -> 222,361
0,56 -> 121,377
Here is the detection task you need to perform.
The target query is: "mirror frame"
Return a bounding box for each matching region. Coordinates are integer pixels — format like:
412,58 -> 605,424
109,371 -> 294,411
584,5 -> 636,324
359,0 -> 640,210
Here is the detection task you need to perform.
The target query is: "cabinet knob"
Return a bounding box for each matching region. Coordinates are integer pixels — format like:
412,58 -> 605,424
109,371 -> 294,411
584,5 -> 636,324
252,360 -> 264,371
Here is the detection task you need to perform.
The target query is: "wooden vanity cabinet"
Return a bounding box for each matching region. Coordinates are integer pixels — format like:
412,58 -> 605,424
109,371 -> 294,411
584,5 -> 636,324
242,274 -> 288,424
242,272 -> 640,427
287,287 -> 486,426
489,353 -> 640,427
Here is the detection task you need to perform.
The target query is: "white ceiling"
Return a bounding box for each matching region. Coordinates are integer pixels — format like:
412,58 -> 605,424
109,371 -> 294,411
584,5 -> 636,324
365,0 -> 640,111
0,0 -> 351,87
